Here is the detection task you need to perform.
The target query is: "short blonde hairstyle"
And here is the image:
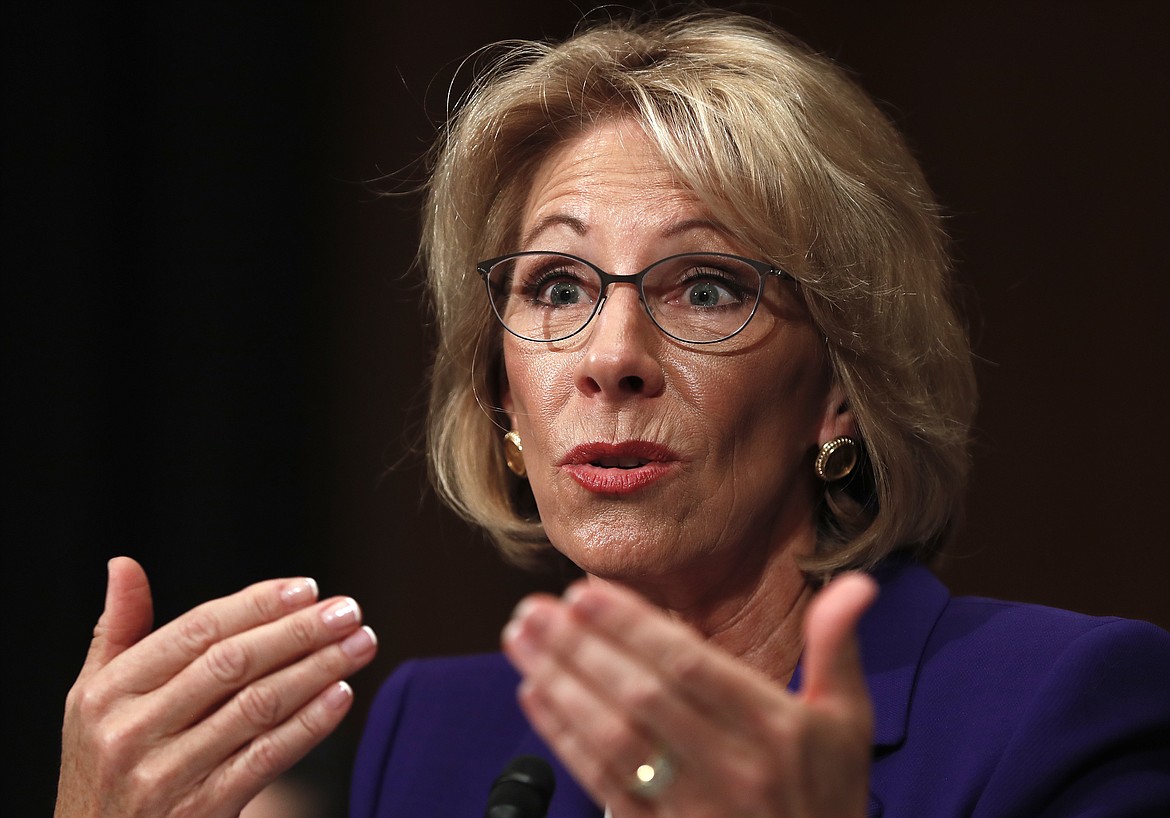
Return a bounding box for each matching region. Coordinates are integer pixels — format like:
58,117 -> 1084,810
422,11 -> 977,577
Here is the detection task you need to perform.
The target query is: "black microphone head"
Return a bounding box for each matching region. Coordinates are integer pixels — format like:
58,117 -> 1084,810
485,755 -> 556,818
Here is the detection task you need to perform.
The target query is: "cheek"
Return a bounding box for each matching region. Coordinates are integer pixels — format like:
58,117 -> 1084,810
503,344 -> 571,428
701,343 -> 831,451
700,339 -> 824,415
501,343 -> 533,417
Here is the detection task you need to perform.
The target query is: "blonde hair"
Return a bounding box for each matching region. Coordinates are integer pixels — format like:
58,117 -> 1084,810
422,10 -> 977,577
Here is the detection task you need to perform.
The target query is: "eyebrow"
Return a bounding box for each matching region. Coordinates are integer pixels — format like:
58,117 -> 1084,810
519,215 -> 731,249
520,214 -> 586,249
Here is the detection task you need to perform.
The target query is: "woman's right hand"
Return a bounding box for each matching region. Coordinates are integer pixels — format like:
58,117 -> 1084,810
55,556 -> 377,818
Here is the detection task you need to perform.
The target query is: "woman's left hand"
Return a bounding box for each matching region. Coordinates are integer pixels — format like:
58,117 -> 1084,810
501,572 -> 877,817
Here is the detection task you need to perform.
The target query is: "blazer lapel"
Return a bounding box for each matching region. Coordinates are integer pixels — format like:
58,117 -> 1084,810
857,560 -> 951,749
789,559 -> 950,816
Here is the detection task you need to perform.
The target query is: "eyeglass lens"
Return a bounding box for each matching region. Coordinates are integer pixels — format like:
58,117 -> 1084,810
483,253 -> 765,343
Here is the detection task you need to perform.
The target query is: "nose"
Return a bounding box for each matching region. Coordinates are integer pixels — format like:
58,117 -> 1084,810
574,282 -> 666,399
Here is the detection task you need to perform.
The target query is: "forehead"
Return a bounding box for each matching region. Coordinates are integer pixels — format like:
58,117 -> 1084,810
519,120 -> 714,247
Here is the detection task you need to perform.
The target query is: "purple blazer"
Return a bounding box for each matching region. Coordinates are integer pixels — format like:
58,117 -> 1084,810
350,561 -> 1170,817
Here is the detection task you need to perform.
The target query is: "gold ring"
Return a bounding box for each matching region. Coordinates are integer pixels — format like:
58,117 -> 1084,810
629,752 -> 675,799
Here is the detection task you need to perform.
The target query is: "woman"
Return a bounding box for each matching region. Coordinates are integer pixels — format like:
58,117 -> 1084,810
55,11 -> 1170,818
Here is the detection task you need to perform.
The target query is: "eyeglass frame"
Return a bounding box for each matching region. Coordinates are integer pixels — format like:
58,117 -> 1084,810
476,250 -> 793,345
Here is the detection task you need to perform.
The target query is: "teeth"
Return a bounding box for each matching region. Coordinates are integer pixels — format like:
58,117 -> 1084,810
592,457 -> 648,469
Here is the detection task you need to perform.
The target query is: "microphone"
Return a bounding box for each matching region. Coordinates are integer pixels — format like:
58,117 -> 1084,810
484,755 -> 556,818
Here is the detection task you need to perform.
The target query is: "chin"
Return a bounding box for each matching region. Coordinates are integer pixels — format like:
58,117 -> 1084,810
552,522 -> 699,581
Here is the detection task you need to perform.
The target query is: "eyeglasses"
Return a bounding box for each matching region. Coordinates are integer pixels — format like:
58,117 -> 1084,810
477,251 -> 791,344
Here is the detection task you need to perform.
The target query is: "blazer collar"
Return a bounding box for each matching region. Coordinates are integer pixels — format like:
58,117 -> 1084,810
788,559 -> 951,749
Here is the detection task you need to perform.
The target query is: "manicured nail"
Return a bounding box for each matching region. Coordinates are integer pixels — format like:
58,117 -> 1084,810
322,597 -> 360,629
502,618 -> 524,647
503,615 -> 542,662
340,625 -> 377,658
564,583 -> 603,620
503,598 -> 554,662
321,681 -> 353,710
513,598 -> 552,632
281,577 -> 319,607
510,597 -> 536,621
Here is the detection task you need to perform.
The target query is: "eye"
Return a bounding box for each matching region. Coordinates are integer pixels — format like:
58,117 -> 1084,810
661,261 -> 752,310
537,277 -> 586,306
685,279 -> 738,307
511,256 -> 597,308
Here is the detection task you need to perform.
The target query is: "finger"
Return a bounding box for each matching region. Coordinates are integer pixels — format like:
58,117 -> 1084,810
504,595 -> 730,763
178,680 -> 358,818
77,557 -> 155,684
512,672 -> 655,817
508,612 -> 752,818
165,622 -> 377,780
108,575 -> 322,694
504,599 -> 665,756
558,580 -> 786,724
799,572 -> 877,710
138,596 -> 368,739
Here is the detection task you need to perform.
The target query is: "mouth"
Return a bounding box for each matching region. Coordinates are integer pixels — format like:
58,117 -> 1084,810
559,441 -> 680,494
559,441 -> 679,468
589,456 -> 652,469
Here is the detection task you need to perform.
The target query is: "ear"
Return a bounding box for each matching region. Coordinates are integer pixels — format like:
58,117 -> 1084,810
817,381 -> 857,444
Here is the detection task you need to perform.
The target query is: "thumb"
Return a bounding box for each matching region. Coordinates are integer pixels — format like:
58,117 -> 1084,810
799,572 -> 877,711
78,556 -> 155,679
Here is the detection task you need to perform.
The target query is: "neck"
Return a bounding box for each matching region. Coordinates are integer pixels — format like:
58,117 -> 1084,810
588,536 -> 815,685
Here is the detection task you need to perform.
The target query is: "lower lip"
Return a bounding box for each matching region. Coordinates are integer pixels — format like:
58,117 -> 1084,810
563,462 -> 675,494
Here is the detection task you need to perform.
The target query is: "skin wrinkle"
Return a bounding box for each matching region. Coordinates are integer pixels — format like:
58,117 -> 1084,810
502,120 -> 851,683
648,434 -> 816,682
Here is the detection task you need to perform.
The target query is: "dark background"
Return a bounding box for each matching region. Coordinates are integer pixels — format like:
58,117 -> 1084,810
6,2 -> 1168,815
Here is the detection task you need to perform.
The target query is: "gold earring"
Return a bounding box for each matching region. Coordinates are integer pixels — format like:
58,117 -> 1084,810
503,430 -> 526,478
815,436 -> 858,482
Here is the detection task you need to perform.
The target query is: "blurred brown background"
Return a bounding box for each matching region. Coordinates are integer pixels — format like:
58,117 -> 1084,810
7,2 -> 1168,814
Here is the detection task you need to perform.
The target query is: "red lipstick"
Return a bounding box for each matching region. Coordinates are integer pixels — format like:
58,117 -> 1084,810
559,441 -> 680,495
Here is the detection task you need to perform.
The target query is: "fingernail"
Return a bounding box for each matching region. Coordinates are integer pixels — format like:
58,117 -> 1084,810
322,681 -> 353,710
502,617 -> 524,647
502,619 -> 537,661
564,583 -> 602,620
340,625 -> 377,658
322,597 -> 360,629
563,583 -> 587,606
510,597 -> 536,621
513,598 -> 551,632
281,578 -> 319,607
